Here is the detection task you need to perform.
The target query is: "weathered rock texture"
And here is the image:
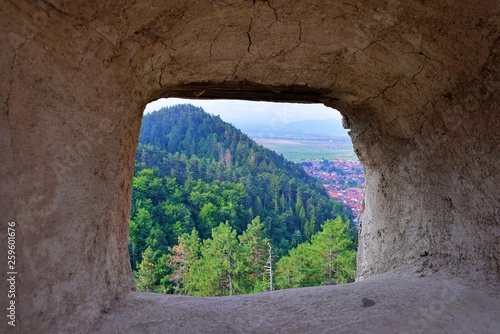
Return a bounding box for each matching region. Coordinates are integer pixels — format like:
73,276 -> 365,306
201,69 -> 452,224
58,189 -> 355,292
1,0 -> 499,333
92,273 -> 500,334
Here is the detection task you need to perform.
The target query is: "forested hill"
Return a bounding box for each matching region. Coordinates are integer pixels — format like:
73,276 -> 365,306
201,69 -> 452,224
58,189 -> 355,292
130,104 -> 353,270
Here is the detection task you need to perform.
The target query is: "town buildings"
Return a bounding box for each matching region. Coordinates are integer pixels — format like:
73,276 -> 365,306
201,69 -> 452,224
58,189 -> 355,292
301,159 -> 365,224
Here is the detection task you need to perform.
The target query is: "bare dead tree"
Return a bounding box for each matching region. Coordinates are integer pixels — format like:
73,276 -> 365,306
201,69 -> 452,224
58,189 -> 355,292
265,242 -> 274,291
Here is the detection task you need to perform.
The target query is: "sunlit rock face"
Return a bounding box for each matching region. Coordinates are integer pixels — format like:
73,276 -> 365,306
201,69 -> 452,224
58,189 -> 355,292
1,0 -> 498,333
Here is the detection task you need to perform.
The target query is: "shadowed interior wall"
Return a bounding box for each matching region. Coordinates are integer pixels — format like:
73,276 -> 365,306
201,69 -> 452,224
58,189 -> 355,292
0,0 -> 498,333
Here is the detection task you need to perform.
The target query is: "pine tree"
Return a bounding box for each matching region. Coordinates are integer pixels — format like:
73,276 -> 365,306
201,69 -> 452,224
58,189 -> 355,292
275,216 -> 356,288
129,207 -> 154,270
168,229 -> 201,294
237,217 -> 269,293
185,222 -> 239,296
310,216 -> 356,285
136,247 -> 159,292
275,243 -> 309,289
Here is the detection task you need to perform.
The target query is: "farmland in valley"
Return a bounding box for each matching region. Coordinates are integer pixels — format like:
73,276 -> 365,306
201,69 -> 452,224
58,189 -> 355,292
253,136 -> 357,162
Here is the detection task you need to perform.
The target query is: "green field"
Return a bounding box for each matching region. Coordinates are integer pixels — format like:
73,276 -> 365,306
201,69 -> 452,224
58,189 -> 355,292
253,137 -> 358,162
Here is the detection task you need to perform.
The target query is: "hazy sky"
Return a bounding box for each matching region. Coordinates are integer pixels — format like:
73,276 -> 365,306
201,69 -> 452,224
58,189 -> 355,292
144,98 -> 342,127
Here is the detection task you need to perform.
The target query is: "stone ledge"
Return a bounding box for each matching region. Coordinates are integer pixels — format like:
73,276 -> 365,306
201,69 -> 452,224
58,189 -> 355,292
91,272 -> 500,334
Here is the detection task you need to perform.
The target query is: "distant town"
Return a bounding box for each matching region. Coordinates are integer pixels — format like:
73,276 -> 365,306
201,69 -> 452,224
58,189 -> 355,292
300,159 -> 365,224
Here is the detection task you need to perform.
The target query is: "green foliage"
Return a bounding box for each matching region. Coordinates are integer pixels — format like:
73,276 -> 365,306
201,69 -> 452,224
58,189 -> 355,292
168,229 -> 201,294
135,217 -> 355,295
129,167 -> 253,270
130,104 -> 357,295
131,104 -> 353,265
275,216 -> 357,289
129,207 -> 154,270
236,217 -> 270,293
172,218 -> 271,296
184,222 -> 240,296
135,247 -> 161,292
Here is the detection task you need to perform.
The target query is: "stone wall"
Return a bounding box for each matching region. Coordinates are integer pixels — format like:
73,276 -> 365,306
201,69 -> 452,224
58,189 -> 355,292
1,0 -> 498,332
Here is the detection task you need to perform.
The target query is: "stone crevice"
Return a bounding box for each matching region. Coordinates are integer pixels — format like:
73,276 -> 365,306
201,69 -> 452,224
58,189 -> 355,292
417,51 -> 444,66
282,20 -> 303,58
159,41 -> 174,60
232,53 -> 247,78
232,18 -> 255,78
166,16 -> 201,50
363,78 -> 400,102
410,58 -> 427,100
209,27 -> 224,63
327,73 -> 338,89
158,68 -> 164,88
352,38 -> 384,60
347,36 -> 383,66
246,18 -> 253,54
265,0 -> 278,22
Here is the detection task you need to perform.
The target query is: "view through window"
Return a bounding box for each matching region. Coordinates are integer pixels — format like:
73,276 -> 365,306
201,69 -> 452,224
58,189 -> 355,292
130,98 -> 364,295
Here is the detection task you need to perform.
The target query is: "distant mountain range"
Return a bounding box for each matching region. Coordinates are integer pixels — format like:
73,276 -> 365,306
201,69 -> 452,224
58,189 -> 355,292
237,118 -> 349,137
283,119 -> 348,135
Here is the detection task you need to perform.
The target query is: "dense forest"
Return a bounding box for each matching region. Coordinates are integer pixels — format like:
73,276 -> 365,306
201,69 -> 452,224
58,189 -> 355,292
129,104 -> 357,294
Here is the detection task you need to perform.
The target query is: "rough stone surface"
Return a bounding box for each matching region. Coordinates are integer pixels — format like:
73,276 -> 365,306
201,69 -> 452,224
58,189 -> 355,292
0,0 -> 499,333
91,273 -> 500,334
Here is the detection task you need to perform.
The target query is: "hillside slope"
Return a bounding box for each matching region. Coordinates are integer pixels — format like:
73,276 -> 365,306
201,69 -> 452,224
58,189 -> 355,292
131,104 -> 353,268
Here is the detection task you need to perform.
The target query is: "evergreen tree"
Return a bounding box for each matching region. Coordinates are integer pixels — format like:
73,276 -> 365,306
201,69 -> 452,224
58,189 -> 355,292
129,207 -> 154,270
275,242 -> 309,289
168,229 -> 201,294
185,222 -> 240,296
237,217 -> 270,293
275,216 -> 356,289
136,247 -> 160,292
309,216 -> 357,285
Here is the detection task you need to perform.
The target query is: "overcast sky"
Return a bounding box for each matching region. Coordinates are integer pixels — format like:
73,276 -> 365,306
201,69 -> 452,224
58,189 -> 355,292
144,98 -> 342,127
